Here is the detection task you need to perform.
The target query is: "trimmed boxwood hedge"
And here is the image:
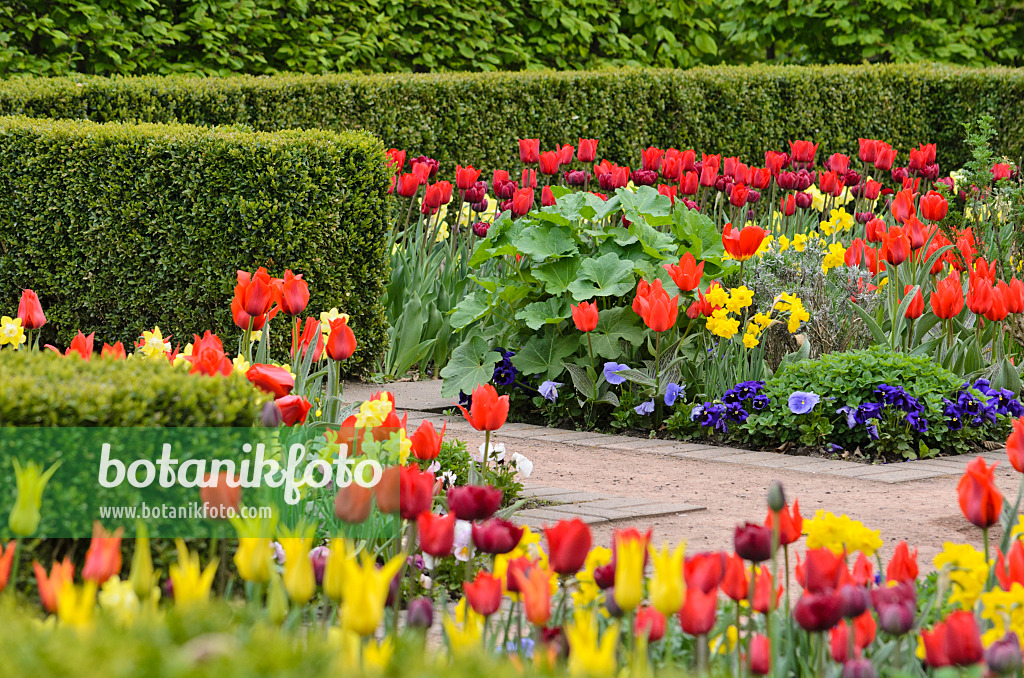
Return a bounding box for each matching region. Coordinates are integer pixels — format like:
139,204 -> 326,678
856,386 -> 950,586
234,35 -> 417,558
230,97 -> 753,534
0,64 -> 1022,170
0,115 -> 390,376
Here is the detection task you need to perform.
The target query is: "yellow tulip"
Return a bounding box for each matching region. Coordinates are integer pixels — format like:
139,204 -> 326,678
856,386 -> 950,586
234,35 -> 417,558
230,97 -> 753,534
340,552 -> 404,636
169,539 -> 217,609
279,534 -> 315,605
443,614 -> 484,657
566,608 -> 619,677
613,533 -> 645,613
57,580 -> 97,629
230,512 -> 277,584
648,541 -> 686,616
267,571 -> 289,625
9,459 -> 60,537
128,523 -> 158,601
322,538 -> 347,603
364,637 -> 395,671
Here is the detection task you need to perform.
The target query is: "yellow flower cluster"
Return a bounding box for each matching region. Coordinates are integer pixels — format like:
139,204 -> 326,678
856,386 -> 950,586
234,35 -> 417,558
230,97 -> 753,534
774,293 -> 810,333
705,286 -> 752,339
820,208 -> 854,236
353,393 -> 393,428
821,242 -> 848,275
136,327 -> 171,359
981,583 -> 1024,647
933,541 -> 989,610
803,510 -> 883,556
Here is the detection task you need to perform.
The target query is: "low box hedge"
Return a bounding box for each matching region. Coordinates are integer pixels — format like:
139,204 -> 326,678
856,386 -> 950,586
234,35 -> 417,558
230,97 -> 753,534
0,115 -> 390,376
0,64 -> 1022,170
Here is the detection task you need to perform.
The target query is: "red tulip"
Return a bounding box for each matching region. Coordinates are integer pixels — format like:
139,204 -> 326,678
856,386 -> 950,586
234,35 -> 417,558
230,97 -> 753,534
922,622 -> 950,668
661,156 -> 682,182
794,591 -> 843,631
538,151 -> 559,176
957,457 -> 1003,528
943,611 -> 985,666
750,166 -> 771,190
919,190 -> 948,222
17,289 -> 46,329
826,153 -> 850,173
512,187 -> 535,217
275,395 -> 312,426
966,277 -> 994,316
890,189 -> 916,224
33,558 -> 73,613
519,139 -> 540,164
753,567 -> 782,613
292,316 -> 325,362
278,270 -> 309,316
658,184 -> 677,204
684,552 -> 726,593
326,317 -> 357,361
883,226 -> 911,266
851,554 -> 874,587
61,331 -> 95,360
679,586 -> 717,635
722,222 -> 766,262
858,139 -> 879,163
642,147 -> 664,172
749,634 -> 770,675
730,183 -> 750,207
788,140 -> 818,166
521,168 -> 537,189
986,283 -> 1010,322
557,143 -> 574,166
765,499 -> 803,545
635,606 -> 667,642
861,179 -> 881,200
410,420 -> 446,461
464,572 -> 503,616
885,541 -> 919,583
571,300 -> 599,332
456,164 -> 481,191
803,548 -> 844,593
513,564 -> 551,626
632,278 -> 678,332
578,138 -> 598,163
395,173 -> 420,197
100,341 -> 126,360
81,522 -> 124,583
399,465 -> 434,521
663,253 -> 704,292
902,285 -> 924,319
544,518 -> 592,575
472,518 -> 523,554
334,483 -> 372,523
780,194 -> 796,216
1006,417 -> 1024,473
417,512 -> 454,557
1007,278 -> 1024,314
447,485 -> 502,521
721,552 -> 748,601
183,331 -> 230,376
200,471 -> 241,519
830,613 -> 877,663
235,268 -> 275,318
764,151 -> 788,175
679,149 -> 696,171
865,218 -> 886,243
931,272 -> 964,319
700,153 -> 721,187
246,363 -> 295,398
874,144 -> 897,171
904,216 -> 929,250
541,185 -> 556,207
681,171 -> 699,195
995,539 -> 1024,589
992,163 -> 1013,181
457,383 -> 509,431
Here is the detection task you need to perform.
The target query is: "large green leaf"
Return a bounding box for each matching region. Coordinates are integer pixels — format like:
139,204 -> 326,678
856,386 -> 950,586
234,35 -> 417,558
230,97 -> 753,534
514,224 -> 578,261
516,297 -> 572,330
450,290 -> 490,330
439,336 -> 501,398
568,252 -> 636,301
672,208 -> 723,258
587,192 -> 621,221
534,258 -> 582,295
586,306 -> 644,360
511,331 -> 578,380
619,186 -> 672,226
628,218 -> 676,259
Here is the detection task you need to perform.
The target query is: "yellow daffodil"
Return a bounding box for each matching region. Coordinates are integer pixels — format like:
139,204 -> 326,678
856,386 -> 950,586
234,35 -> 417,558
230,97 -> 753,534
565,608 -> 619,677
726,286 -> 754,313
934,542 -> 989,609
648,541 -> 686,616
821,242 -> 847,275
340,552 -> 404,636
803,510 -> 883,556
705,285 -> 729,308
0,316 -> 26,348
57,580 -> 97,629
707,308 -> 740,339
792,233 -> 809,252
169,539 -> 217,609
9,458 -> 60,537
981,583 -> 1024,647
136,327 -> 171,358
743,332 -> 760,349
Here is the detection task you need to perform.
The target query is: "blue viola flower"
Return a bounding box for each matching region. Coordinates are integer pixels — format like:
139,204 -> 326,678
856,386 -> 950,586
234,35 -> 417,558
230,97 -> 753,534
725,402 -> 749,422
492,348 -> 517,386
855,402 -> 883,425
971,378 -> 994,396
957,390 -> 983,416
751,394 -> 771,411
539,380 -> 562,402
664,383 -> 682,407
787,391 -> 820,415
634,399 -> 656,416
836,405 -> 858,429
906,410 -> 928,433
866,423 -> 880,440
603,362 -> 630,386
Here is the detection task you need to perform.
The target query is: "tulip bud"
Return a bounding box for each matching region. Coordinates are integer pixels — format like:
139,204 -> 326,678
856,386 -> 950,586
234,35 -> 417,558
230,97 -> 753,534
842,659 -> 877,678
407,596 -> 434,629
838,584 -> 870,619
605,588 -> 625,617
261,400 -> 282,427
876,602 -> 914,635
987,633 -> 1023,675
734,522 -> 772,562
594,562 -> 616,589
767,481 -> 786,512
267,572 -> 289,625
128,523 -> 156,601
9,460 -> 60,537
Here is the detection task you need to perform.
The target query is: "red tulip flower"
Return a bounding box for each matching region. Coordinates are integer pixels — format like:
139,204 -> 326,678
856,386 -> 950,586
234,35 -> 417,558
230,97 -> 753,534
456,165 -> 481,191
885,541 -> 919,583
472,518 -> 523,554
636,606 -> 667,642
722,222 -> 766,262
334,483 -> 372,523
578,138 -> 598,163
538,151 -> 559,176
632,278 -> 678,332
874,145 -> 897,171
399,465 -> 435,521
802,548 -> 844,593
939,611 -> 985,666
684,552 -> 726,593
658,184 -> 677,204
788,140 -> 818,166
826,153 -> 850,173
101,341 -> 127,360
417,512 -> 455,557
457,383 -> 509,431
395,173 -> 420,197
1006,278 -> 1024,314
1006,417 -> 1024,473
753,567 -> 782,614
661,156 -> 682,182
830,613 -> 876,663
679,149 -> 697,171
641,146 -> 664,172
235,267 -> 277,319
513,565 -> 551,626
186,331 -> 232,376
17,289 -> 46,329
764,150 -> 788,175
902,285 -> 924,319
541,185 -> 556,207
966,276 -> 994,316
890,189 -> 916,224
325,316 -> 357,361
519,138 -> 540,164
721,553 -> 748,601
904,216 -> 929,250
275,395 -> 312,426
544,518 -> 592,575
81,522 -> 124,583
64,331 -> 95,360
858,139 -> 879,163
557,143 -> 574,166
700,153 -> 721,187
957,457 -> 1003,528
292,317 -> 325,362
681,171 -> 699,195
464,572 -> 503,616
764,499 -> 803,545
996,539 -> 1024,589
386,148 -> 406,172
985,283 -> 1010,322
572,300 -> 599,332
865,218 -> 886,243
750,634 -> 771,675
200,471 -> 242,519
679,586 -> 718,635
819,171 -> 842,197
883,226 -> 911,266
410,420 -> 446,461
730,183 -> 750,207
663,252 -> 704,292
919,190 -> 948,222
278,270 -> 309,316
246,363 -> 295,398
447,485 -> 502,521
930,272 -> 964,319
780,194 -> 796,216
511,187 -> 535,217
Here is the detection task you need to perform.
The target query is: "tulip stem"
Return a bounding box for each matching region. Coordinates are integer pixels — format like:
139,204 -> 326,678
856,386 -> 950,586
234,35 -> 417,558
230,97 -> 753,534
697,633 -> 709,676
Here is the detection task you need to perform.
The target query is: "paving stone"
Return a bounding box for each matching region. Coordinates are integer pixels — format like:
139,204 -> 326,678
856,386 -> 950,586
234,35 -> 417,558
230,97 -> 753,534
903,459 -> 969,472
625,502 -> 704,517
492,427 -> 548,439
675,446 -> 750,460
567,436 -> 620,447
662,443 -> 719,455
526,430 -> 595,442
863,468 -> 947,483
599,438 -> 681,451
520,485 -> 570,498
823,465 -> 901,478
526,490 -> 608,504
514,507 -> 608,525
580,497 -> 665,510
782,460 -> 865,473
717,452 -> 790,465
747,454 -> 832,468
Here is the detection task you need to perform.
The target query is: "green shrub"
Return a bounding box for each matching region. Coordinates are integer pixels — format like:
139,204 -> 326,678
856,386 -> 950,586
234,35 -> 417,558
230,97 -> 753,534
0,115 -> 390,376
0,350 -> 265,426
0,65 -> 1022,171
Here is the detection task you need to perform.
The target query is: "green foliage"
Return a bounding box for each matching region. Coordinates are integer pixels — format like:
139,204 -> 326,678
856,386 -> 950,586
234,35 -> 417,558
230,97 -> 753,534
0,350 -> 265,426
1,65 -> 1022,174
0,115 -> 390,376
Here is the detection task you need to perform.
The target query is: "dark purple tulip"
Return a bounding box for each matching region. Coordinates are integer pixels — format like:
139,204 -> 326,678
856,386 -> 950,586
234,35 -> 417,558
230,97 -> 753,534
793,591 -> 843,632
987,633 -> 1023,675
407,596 -> 434,629
843,659 -> 877,678
838,584 -> 870,619
734,522 -> 772,562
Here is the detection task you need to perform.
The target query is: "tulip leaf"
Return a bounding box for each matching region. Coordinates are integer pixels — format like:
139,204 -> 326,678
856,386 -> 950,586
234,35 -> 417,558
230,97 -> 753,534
515,298 -> 572,330
848,300 -> 887,346
439,336 -> 502,398
513,224 -> 578,262
564,362 -> 595,399
511,331 -> 578,380
533,258 -> 582,295
586,306 -> 644,360
568,252 -> 636,301
449,290 -> 491,330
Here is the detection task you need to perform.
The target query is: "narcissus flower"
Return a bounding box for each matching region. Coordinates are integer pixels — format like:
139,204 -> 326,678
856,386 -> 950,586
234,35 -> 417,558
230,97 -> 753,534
722,223 -> 766,262
458,383 -> 509,431
957,457 -> 1002,528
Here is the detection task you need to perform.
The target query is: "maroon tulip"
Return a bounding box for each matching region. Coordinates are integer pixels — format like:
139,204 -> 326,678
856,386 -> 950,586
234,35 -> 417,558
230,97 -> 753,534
793,591 -> 844,632
871,582 -> 915,635
734,522 -> 772,562
447,485 -> 502,521
472,518 -> 523,554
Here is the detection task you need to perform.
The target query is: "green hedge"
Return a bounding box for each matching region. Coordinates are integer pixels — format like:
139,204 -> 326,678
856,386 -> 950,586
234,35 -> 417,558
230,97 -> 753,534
0,115 -> 390,376
0,65 -> 1021,171
0,350 -> 265,426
